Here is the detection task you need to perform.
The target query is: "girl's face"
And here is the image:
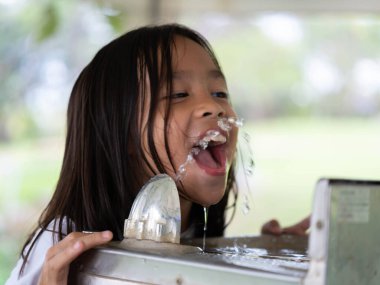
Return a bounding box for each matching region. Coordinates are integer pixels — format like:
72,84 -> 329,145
147,36 -> 238,207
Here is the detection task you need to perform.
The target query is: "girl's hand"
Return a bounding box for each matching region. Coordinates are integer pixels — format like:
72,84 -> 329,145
261,215 -> 311,236
38,230 -> 113,285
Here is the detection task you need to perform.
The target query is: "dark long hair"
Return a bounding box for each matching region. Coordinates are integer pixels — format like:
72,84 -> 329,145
20,24 -> 237,274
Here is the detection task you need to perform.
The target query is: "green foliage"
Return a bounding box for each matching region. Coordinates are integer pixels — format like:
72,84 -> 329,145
35,2 -> 60,42
106,14 -> 124,33
0,0 -> 128,143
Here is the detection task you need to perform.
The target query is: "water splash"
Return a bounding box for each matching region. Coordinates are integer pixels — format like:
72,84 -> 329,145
217,117 -> 244,132
175,131 -> 220,181
175,115 -> 255,215
242,194 -> 251,215
197,130 -> 226,149
175,116 -> 243,182
237,131 -> 255,215
175,148 -> 199,181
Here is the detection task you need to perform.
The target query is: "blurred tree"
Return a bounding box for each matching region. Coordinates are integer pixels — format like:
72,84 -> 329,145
35,1 -> 60,42
0,0 -> 128,142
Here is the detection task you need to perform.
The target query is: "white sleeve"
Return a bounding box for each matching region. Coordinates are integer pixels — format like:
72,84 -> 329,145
4,216 -> 74,285
5,229 -> 55,285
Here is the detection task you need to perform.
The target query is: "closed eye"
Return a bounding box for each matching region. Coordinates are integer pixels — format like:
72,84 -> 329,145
211,91 -> 229,99
171,92 -> 189,99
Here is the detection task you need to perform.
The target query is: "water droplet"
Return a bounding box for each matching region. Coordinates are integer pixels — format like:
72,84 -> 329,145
243,132 -> 250,143
187,154 -> 194,163
234,118 -> 244,127
236,131 -> 255,214
217,116 -> 244,132
203,206 -> 209,251
218,118 -> 232,131
242,203 -> 250,215
191,147 -> 200,156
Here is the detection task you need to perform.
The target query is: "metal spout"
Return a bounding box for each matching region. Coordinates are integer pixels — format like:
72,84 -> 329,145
124,174 -> 181,243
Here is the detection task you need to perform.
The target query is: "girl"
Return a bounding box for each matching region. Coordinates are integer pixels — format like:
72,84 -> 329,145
6,24 -> 239,284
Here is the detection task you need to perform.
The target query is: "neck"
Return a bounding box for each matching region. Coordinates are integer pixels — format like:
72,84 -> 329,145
180,198 -> 192,233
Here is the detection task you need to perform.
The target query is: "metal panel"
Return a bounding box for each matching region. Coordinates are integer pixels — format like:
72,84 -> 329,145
326,180 -> 380,285
305,179 -> 380,285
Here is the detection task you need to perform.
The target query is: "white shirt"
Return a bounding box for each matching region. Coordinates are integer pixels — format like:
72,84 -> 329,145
5,221 -> 66,285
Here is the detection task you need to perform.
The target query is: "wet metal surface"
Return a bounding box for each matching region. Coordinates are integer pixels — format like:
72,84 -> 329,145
70,236 -> 308,284
182,235 -> 309,277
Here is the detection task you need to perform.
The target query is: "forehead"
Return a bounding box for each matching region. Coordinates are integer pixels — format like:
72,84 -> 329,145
171,36 -> 224,81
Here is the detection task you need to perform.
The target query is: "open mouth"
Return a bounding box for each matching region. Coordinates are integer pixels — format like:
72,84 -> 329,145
175,117 -> 242,181
191,130 -> 227,175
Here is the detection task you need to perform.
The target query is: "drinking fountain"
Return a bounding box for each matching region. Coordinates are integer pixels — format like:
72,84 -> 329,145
69,177 -> 380,285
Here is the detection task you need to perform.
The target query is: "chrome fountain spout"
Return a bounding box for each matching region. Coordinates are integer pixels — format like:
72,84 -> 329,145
123,174 -> 181,244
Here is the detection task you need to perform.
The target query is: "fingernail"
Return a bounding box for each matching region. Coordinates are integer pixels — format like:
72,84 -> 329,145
102,231 -> 113,240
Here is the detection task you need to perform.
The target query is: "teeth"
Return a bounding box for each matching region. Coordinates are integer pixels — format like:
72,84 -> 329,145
197,130 -> 226,150
211,133 -> 227,143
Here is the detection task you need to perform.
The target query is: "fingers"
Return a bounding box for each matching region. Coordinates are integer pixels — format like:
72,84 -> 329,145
48,231 -> 113,266
282,216 -> 311,236
282,226 -> 308,236
39,231 -> 113,285
299,215 -> 311,230
46,231 -> 113,261
261,219 -> 282,235
261,216 -> 311,236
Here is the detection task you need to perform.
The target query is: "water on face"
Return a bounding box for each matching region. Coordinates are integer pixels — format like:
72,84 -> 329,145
175,117 -> 243,182
174,116 -> 256,248
175,130 -> 226,181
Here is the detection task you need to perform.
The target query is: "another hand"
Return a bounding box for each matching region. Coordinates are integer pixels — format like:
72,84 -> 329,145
38,230 -> 113,285
261,215 -> 311,236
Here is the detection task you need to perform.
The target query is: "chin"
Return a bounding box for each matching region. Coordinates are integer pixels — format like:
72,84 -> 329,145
176,164 -> 229,206
200,195 -> 225,207
187,182 -> 227,207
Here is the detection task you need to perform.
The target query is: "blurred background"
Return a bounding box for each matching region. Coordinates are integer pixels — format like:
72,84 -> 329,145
1,0 -> 380,281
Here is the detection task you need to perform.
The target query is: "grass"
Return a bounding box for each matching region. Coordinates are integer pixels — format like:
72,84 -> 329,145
1,117 -> 379,282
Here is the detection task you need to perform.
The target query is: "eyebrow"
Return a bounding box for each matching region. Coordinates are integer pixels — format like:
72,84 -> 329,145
173,69 -> 225,80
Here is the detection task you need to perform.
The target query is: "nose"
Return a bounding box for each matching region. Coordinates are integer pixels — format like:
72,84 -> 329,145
194,95 -> 226,119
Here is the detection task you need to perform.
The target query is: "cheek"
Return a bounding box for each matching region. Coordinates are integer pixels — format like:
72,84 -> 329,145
153,121 -> 169,160
151,117 -> 187,177
166,114 -> 191,153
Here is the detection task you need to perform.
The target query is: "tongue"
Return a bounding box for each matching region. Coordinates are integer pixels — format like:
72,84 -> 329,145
194,149 -> 219,168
